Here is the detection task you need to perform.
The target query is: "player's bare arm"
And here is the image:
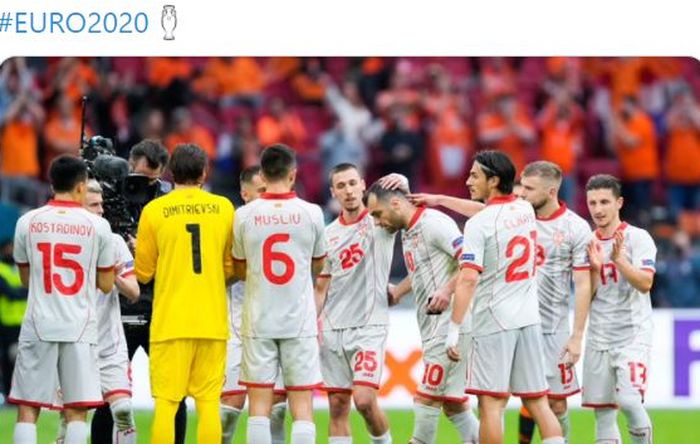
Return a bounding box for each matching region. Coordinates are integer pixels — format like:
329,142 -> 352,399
97,268 -> 116,294
18,266 -> 29,287
587,239 -> 604,293
610,231 -> 654,293
565,269 -> 592,366
232,260 -> 246,282
312,256 -> 326,278
407,193 -> 485,218
314,275 -> 330,316
446,267 -> 479,361
387,276 -> 411,307
426,274 -> 457,314
114,262 -> 140,302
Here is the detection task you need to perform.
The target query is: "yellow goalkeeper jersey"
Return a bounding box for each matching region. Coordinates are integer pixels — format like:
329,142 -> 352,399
135,187 -> 235,342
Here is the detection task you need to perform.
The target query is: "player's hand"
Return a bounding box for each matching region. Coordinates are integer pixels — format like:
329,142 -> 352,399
377,173 -> 410,193
611,231 -> 627,264
427,287 -> 450,314
587,239 -> 604,271
407,193 -> 441,207
387,284 -> 400,307
563,335 -> 582,366
445,321 -> 461,362
127,235 -> 137,253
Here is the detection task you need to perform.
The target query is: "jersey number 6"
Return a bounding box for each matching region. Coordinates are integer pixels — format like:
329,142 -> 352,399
263,233 -> 295,285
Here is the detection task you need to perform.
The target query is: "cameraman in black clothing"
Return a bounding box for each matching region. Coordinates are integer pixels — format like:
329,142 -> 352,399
91,140 -> 188,444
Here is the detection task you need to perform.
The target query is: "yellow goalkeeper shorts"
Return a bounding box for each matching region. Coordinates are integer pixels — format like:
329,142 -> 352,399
150,338 -> 226,402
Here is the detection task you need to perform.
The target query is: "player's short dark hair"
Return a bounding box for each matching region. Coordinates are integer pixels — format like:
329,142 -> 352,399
585,174 -> 622,198
50,155 -> 88,193
474,150 -> 515,194
328,163 -> 360,187
168,144 -> 207,184
260,144 -> 296,182
129,139 -> 169,170
239,165 -> 262,186
522,160 -> 563,184
363,181 -> 408,206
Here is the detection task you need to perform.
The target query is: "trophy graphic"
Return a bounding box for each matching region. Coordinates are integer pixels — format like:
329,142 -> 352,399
161,5 -> 176,40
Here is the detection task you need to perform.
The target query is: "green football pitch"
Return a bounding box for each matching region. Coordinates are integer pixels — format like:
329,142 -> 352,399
1,408 -> 697,443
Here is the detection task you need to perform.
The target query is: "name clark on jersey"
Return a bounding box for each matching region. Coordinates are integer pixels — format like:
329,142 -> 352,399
254,213 -> 301,226
502,213 -> 536,230
162,202 -> 221,218
29,221 -> 95,237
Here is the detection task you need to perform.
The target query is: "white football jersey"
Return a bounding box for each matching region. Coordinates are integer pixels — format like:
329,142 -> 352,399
401,208 -> 466,342
319,209 -> 394,330
459,195 -> 541,337
13,200 -> 115,343
95,234 -> 133,356
587,223 -> 656,350
232,192 -> 326,338
535,204 -> 593,333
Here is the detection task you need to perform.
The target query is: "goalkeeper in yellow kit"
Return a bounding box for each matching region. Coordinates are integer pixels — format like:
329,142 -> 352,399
135,144 -> 235,443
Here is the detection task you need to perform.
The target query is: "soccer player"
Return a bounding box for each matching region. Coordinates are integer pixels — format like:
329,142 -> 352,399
583,174 -> 655,444
365,184 -> 480,444
135,144 -> 235,444
9,155 -> 116,444
449,150 -> 564,444
315,164 -> 407,444
221,166 -> 288,444
233,144 -> 326,444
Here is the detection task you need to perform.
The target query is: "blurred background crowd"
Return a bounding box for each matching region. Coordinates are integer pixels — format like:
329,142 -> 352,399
1,56 -> 699,309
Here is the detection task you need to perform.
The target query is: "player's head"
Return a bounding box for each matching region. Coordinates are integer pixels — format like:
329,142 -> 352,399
240,165 -> 266,204
168,144 -> 207,185
329,163 -> 366,213
585,174 -> 623,229
260,144 -> 297,188
84,179 -> 104,217
129,139 -> 169,183
520,161 -> 563,211
466,150 -> 515,201
364,182 -> 411,233
49,155 -> 89,200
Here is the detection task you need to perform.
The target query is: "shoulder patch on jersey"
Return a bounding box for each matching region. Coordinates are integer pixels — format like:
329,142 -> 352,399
642,259 -> 655,267
452,237 -> 464,249
460,253 -> 475,261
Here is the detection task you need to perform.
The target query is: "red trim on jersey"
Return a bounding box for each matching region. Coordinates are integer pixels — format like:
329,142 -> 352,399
63,400 -> 105,408
16,262 -> 29,268
120,270 -> 135,278
536,201 -> 567,221
641,268 -> 656,274
239,381 -> 275,389
595,222 -> 629,240
460,263 -> 483,272
273,389 -> 287,395
221,390 -> 247,397
582,402 -> 619,409
548,388 -> 581,399
453,250 -> 462,260
321,387 -> 353,394
233,258 -> 246,263
318,273 -> 331,279
97,264 -> 115,272
339,209 -> 369,226
47,199 -> 82,208
285,382 -> 323,391
261,192 -> 297,200
313,253 -> 327,260
513,390 -> 549,399
416,390 -> 468,403
103,389 -> 132,399
572,265 -> 591,271
486,194 -> 517,206
353,381 -> 380,390
407,206 -> 426,230
465,388 -> 511,398
7,397 -> 59,409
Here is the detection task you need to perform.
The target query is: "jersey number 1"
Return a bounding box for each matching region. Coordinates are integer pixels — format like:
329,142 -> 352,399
186,224 -> 202,274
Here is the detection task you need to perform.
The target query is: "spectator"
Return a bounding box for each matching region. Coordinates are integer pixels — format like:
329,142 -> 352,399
611,94 -> 659,225
139,108 -> 166,141
654,231 -> 700,308
375,61 -> 421,130
147,57 -> 193,111
479,57 -> 516,101
196,57 -> 265,108
43,93 -> 83,166
536,90 -> 584,207
379,104 -> 424,185
164,107 -> 216,159
663,87 -> 700,221
211,114 -> 261,203
292,58 -> 327,105
256,97 -> 307,151
477,92 -> 536,173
